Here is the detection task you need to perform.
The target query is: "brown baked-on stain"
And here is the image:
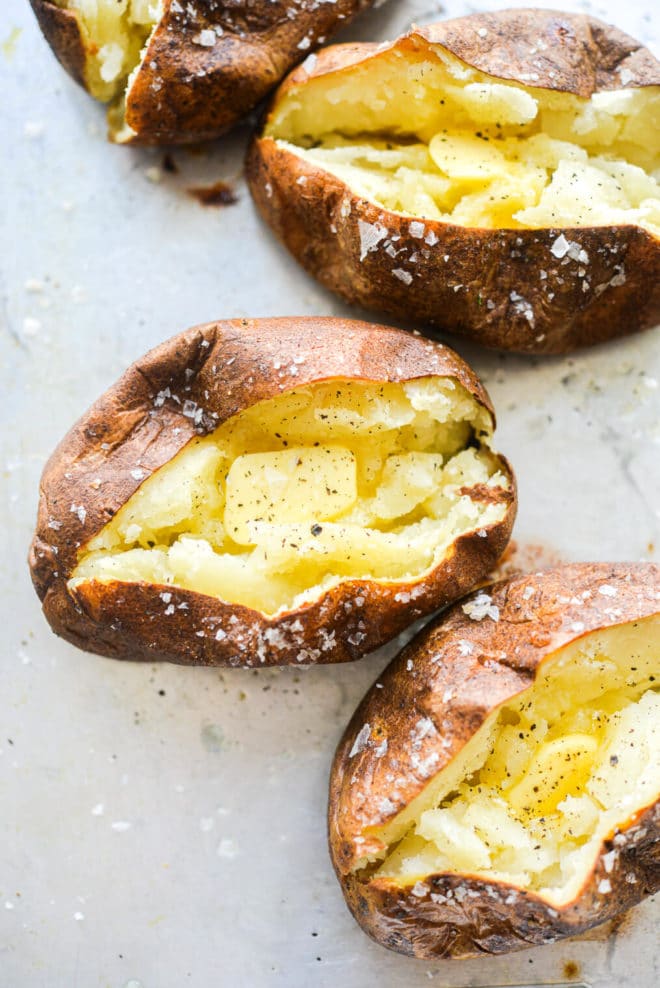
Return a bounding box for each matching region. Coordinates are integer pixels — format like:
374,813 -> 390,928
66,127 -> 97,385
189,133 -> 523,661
188,180 -> 238,207
563,960 -> 581,980
162,153 -> 178,174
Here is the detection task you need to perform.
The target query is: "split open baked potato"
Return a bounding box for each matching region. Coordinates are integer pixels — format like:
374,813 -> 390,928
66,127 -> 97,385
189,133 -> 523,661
329,563 -> 660,957
248,9 -> 660,353
29,0 -> 375,143
29,317 -> 515,667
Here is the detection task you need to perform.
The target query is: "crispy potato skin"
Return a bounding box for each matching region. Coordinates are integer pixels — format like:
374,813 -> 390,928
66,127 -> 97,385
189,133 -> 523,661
247,10 -> 660,354
29,0 -> 375,143
328,563 -> 660,957
28,317 -> 515,668
29,0 -> 87,91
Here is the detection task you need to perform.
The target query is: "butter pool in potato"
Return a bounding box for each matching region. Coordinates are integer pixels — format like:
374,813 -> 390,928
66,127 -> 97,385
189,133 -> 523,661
29,318 -> 515,667
329,563 -> 660,958
248,9 -> 660,353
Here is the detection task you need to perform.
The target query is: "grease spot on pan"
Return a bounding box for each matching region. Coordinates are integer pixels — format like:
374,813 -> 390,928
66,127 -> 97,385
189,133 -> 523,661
189,181 -> 238,207
200,723 -> 226,752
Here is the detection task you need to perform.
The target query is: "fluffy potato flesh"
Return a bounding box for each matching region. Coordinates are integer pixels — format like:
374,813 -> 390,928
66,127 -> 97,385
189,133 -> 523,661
69,377 -> 509,616
54,1 -> 162,102
267,48 -> 660,234
371,617 -> 660,907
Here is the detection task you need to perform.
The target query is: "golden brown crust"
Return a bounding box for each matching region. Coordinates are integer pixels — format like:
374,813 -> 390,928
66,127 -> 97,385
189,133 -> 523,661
29,0 -> 377,144
248,10 -> 660,354
328,562 -> 660,957
28,317 -> 515,667
29,0 -> 88,91
278,10 -> 660,102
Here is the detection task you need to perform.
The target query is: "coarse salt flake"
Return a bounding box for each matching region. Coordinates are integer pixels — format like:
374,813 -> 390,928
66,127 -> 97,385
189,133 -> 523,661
358,220 -> 387,261
193,29 -> 216,47
462,593 -> 500,622
349,723 -> 371,757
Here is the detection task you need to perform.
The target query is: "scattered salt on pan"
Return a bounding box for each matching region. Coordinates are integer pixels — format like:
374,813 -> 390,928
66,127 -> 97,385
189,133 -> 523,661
5,902 -> 14,910
91,803 -> 104,816
111,821 -> 132,832
200,817 -> 214,832
349,723 -> 371,757
462,593 -> 499,622
23,317 -> 41,336
24,120 -> 45,139
74,912 -> 85,921
217,838 -> 238,859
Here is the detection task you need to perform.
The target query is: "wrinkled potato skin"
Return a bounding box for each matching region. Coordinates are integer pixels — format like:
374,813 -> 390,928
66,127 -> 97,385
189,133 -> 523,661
329,563 -> 660,957
29,0 -> 375,143
28,317 -> 515,668
248,10 -> 660,354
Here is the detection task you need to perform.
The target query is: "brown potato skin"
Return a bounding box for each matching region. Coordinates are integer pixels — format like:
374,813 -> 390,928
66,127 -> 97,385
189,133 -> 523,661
247,10 -> 660,354
29,0 -> 375,144
28,317 -> 515,668
29,0 -> 87,90
328,563 -> 660,957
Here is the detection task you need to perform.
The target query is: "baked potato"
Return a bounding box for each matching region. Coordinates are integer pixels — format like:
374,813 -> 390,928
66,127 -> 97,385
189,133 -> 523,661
29,317 -> 515,667
247,9 -> 660,354
329,562 -> 660,957
28,0 -> 375,144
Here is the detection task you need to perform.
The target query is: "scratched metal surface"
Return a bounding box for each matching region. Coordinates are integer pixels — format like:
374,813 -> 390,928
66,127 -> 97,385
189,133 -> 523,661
1,0 -> 658,986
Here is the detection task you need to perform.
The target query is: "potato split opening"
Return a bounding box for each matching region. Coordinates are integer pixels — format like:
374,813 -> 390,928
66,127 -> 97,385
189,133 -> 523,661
267,46 -> 660,234
367,617 -> 659,907
69,377 -> 510,617
55,1 -> 163,127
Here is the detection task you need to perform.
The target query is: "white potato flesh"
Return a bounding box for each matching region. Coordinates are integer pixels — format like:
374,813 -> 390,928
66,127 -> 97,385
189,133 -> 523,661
70,377 -> 509,617
55,1 -> 163,101
225,446 -> 357,545
373,618 -> 660,907
267,48 -> 660,234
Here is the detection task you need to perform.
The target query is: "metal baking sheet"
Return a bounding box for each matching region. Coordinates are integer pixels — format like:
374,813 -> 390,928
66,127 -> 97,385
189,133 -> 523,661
1,0 -> 658,985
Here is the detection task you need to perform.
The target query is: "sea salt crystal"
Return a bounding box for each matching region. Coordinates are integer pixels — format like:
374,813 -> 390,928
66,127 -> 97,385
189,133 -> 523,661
462,593 -> 499,622
358,220 -> 387,261
193,29 -> 216,47
393,268 -> 413,285
349,723 -> 371,757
